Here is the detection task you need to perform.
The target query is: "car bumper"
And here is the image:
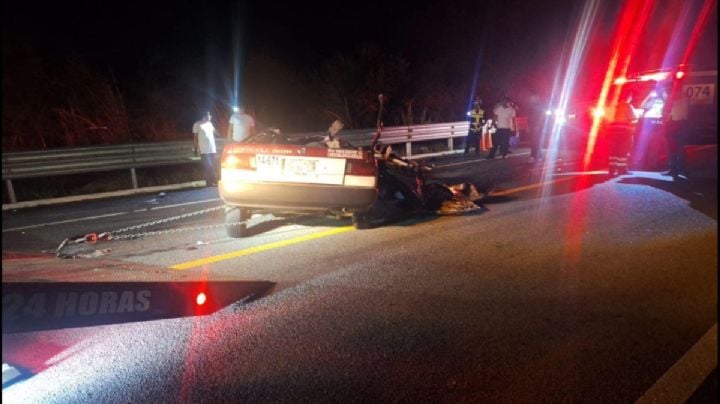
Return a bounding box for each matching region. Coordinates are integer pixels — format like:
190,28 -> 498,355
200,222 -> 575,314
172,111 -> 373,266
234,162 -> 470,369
219,180 -> 377,212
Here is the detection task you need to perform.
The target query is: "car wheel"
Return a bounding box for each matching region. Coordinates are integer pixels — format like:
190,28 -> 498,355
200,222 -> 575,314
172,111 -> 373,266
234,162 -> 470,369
352,211 -> 372,229
225,206 -> 249,238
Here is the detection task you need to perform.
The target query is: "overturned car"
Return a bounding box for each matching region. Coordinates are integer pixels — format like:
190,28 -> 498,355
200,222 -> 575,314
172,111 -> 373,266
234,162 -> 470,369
218,122 -> 483,238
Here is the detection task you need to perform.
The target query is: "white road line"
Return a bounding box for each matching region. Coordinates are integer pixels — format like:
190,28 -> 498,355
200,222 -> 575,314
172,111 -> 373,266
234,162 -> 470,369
636,323 -> 717,404
2,198 -> 222,233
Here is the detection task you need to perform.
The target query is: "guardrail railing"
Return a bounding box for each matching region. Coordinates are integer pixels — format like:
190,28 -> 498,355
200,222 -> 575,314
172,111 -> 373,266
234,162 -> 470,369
290,121 -> 472,157
2,120 -> 485,204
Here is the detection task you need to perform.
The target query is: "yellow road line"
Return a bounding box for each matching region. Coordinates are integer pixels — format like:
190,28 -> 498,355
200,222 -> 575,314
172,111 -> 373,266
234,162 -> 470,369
491,175 -> 578,196
170,226 -> 355,270
170,176 -> 580,269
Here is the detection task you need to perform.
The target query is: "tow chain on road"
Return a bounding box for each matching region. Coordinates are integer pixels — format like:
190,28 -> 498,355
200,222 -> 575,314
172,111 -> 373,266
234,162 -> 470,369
54,205 -> 252,257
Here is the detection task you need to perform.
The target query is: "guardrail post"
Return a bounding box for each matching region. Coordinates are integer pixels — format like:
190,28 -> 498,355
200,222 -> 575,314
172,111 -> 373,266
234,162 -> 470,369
448,135 -> 454,152
130,168 -> 138,189
5,179 -> 17,204
405,128 -> 413,158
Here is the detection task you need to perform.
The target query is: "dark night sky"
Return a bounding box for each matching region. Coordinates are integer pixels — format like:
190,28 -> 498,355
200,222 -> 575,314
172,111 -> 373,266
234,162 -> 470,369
3,0 -> 584,82
3,0 -> 716,81
2,0 -> 717,133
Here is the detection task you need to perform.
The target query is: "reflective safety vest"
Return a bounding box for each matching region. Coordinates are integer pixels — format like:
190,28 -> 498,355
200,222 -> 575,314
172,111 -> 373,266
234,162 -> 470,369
468,108 -> 485,132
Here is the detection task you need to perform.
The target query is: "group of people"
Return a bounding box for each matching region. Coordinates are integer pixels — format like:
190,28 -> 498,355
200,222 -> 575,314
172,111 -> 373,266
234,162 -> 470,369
192,106 -> 255,186
464,95 -> 518,160
607,87 -> 689,178
466,88 -> 690,178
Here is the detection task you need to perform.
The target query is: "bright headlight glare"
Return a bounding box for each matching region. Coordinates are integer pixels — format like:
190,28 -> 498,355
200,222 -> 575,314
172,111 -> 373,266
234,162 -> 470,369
223,155 -> 240,169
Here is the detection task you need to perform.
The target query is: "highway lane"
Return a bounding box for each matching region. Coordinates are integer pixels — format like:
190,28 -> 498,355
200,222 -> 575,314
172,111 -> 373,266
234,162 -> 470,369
2,149 -> 717,402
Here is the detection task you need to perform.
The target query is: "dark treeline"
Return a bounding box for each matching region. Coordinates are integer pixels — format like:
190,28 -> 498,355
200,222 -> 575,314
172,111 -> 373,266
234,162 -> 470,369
2,39 -> 528,152
2,0 -> 591,151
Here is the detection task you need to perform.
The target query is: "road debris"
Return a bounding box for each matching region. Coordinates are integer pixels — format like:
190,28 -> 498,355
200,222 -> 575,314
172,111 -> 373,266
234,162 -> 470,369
370,144 -> 485,222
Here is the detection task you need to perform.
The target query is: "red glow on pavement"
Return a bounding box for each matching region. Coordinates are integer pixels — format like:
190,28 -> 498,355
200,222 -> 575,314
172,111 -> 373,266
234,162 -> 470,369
567,0 -> 714,264
568,0 -> 655,265
2,338 -> 69,374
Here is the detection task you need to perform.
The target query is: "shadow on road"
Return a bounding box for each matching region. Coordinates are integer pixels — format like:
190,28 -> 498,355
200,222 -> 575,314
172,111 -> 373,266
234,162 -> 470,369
618,175 -> 718,220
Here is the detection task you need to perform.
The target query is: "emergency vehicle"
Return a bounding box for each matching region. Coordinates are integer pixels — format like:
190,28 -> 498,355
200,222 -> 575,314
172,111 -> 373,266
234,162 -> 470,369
609,65 -> 717,168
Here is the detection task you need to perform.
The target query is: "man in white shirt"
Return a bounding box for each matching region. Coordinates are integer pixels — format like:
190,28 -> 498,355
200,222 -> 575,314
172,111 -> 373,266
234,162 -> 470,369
488,96 -> 516,159
228,106 -> 255,143
192,112 -> 218,186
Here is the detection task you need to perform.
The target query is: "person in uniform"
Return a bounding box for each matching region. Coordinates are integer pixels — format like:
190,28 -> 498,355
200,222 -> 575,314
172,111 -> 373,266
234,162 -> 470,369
465,97 -> 486,156
607,93 -> 639,176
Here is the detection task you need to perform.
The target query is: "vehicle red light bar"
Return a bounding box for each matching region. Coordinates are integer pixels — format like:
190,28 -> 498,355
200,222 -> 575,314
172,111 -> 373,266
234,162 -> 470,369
614,70 -> 676,85
638,71 -> 671,81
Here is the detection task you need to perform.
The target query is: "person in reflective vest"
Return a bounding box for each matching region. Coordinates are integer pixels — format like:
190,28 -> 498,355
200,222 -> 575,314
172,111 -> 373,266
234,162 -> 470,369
465,97 -> 486,156
607,93 -> 639,176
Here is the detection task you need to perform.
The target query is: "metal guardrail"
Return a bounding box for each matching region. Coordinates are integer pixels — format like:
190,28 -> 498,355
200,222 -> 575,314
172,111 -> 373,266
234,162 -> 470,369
2,121 -> 480,204
290,121 -> 472,157
2,141 -> 206,204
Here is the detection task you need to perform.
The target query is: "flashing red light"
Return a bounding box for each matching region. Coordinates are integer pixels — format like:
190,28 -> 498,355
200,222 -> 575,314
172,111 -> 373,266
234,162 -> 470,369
613,77 -> 627,85
196,292 -> 207,306
638,72 -> 671,82
675,71 -> 685,79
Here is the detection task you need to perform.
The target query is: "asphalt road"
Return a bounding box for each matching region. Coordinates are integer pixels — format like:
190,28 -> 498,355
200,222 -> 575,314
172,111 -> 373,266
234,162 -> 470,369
2,146 -> 717,403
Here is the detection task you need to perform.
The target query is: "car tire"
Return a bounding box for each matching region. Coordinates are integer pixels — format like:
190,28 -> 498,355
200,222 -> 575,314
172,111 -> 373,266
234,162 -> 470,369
352,211 -> 372,229
225,206 -> 249,238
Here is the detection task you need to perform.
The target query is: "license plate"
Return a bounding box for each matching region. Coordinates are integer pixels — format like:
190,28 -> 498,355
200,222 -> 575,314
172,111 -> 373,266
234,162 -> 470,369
255,155 -> 346,185
284,158 -> 318,176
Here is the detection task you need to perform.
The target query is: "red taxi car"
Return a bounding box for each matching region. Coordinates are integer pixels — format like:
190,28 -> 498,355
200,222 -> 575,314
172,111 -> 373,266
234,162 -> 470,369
219,133 -> 378,237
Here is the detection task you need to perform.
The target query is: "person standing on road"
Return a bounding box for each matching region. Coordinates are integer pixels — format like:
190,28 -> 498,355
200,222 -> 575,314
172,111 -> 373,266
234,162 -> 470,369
488,96 -> 516,159
193,112 -> 218,186
607,93 -> 639,176
662,90 -> 690,178
228,106 -> 255,143
527,92 -> 545,163
465,96 -> 486,156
